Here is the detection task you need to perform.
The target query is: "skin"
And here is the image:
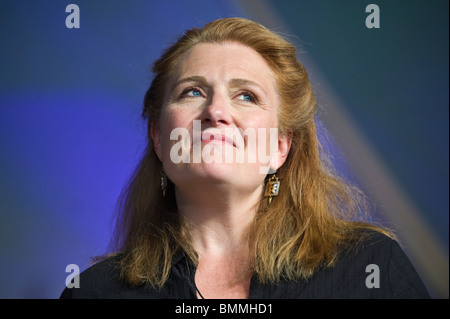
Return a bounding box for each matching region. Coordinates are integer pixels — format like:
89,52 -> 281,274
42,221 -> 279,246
151,41 -> 291,298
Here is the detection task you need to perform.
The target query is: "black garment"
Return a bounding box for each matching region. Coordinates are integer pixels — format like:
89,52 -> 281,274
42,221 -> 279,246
60,232 -> 430,299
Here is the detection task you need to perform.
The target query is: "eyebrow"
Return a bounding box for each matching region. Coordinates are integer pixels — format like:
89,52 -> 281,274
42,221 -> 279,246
172,76 -> 208,89
228,78 -> 268,95
172,76 -> 267,94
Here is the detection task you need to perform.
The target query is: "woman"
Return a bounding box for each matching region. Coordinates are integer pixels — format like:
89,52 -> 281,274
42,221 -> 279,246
61,17 -> 429,299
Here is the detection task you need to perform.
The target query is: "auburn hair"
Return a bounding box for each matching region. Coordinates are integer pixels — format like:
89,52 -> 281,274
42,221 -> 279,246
110,17 -> 391,288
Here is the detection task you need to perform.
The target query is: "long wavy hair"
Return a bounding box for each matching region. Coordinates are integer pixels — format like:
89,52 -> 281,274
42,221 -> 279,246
110,17 -> 391,288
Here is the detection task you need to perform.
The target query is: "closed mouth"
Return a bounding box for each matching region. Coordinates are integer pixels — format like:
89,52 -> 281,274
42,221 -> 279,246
201,132 -> 236,147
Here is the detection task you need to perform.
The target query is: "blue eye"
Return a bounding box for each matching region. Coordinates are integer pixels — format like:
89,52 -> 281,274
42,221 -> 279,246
237,91 -> 257,103
177,87 -> 204,100
188,89 -> 202,97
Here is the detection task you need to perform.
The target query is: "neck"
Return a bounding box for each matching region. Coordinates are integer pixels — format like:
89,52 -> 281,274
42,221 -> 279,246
175,182 -> 262,257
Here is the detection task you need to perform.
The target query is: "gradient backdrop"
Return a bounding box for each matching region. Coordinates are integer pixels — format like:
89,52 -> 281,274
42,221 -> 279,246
0,0 -> 448,298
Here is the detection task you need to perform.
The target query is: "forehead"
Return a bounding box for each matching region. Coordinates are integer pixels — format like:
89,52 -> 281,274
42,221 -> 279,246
172,41 -> 276,87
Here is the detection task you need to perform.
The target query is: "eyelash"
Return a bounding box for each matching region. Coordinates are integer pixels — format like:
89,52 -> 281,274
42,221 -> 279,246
178,87 -> 259,104
179,87 -> 204,99
236,90 -> 258,104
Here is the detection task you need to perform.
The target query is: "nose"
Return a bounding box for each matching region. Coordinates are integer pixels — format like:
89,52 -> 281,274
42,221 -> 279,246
199,91 -> 232,127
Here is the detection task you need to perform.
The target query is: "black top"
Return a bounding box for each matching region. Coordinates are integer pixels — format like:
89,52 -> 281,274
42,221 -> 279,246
60,232 -> 430,299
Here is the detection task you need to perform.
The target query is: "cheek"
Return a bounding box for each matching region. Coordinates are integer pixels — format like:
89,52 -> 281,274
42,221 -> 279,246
239,116 -> 278,168
244,115 -> 278,142
158,109 -> 194,163
160,109 -> 191,140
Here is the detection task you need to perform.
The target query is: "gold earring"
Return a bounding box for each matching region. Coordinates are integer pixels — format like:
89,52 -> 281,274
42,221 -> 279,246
160,168 -> 167,197
264,174 -> 280,204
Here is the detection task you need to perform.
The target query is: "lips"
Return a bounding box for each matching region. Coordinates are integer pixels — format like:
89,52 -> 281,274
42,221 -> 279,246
201,130 -> 236,147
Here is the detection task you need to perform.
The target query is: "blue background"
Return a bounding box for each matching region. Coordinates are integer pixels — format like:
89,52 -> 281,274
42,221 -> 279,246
0,0 -> 448,298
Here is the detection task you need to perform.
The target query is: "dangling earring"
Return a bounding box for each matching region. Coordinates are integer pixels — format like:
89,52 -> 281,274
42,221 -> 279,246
160,168 -> 167,197
264,174 -> 280,204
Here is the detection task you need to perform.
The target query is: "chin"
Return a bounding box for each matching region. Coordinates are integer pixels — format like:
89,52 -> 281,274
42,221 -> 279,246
194,162 -> 237,181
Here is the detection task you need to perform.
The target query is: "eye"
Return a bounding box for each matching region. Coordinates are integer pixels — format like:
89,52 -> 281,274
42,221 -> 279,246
180,87 -> 204,98
235,91 -> 258,104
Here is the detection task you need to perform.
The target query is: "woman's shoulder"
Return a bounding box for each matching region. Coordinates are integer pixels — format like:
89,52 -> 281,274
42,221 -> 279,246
271,228 -> 430,299
344,228 -> 396,254
337,228 -> 411,276
329,228 -> 431,298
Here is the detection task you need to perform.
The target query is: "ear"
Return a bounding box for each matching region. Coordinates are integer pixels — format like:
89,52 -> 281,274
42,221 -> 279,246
271,130 -> 292,171
150,120 -> 163,161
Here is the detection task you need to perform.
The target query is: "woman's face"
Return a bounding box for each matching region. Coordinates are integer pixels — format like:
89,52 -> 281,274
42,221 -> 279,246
152,41 -> 290,194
